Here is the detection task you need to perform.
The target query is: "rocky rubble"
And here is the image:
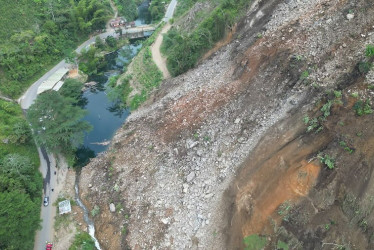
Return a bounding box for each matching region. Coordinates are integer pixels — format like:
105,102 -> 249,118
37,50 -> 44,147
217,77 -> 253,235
77,0 -> 374,249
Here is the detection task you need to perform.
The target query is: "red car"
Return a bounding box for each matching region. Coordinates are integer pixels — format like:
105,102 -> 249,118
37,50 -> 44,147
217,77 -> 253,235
46,242 -> 53,250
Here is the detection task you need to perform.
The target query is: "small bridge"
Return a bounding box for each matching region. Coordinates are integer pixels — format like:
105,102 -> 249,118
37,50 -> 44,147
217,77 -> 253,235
119,25 -> 156,39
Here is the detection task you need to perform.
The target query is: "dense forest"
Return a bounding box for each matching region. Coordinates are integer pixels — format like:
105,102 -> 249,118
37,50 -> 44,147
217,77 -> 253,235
0,0 -> 113,98
161,0 -> 251,76
0,100 -> 42,250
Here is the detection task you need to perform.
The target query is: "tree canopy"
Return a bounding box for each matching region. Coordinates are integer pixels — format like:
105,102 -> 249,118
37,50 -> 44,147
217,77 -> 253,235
27,90 -> 92,155
0,0 -> 112,98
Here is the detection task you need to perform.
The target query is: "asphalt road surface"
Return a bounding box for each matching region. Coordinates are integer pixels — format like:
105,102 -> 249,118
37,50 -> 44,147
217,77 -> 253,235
163,0 -> 178,22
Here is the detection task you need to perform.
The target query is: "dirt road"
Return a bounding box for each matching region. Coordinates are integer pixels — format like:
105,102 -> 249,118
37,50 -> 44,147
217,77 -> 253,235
151,23 -> 171,79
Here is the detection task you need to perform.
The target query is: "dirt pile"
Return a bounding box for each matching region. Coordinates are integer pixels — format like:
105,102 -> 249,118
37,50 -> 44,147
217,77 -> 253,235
76,0 -> 374,249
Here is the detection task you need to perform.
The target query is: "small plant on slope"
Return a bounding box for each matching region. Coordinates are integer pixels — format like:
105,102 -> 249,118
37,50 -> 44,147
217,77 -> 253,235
243,234 -> 267,250
318,153 -> 335,169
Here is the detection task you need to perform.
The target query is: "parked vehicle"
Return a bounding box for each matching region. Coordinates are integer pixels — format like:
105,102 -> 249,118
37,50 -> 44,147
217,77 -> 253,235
46,242 -> 53,250
43,197 -> 49,207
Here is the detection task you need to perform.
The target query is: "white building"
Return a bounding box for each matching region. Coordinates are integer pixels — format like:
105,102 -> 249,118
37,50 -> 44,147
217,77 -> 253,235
58,200 -> 71,215
37,68 -> 69,94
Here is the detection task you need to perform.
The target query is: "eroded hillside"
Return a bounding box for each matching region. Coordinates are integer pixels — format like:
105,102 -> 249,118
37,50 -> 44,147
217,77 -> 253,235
75,0 -> 374,249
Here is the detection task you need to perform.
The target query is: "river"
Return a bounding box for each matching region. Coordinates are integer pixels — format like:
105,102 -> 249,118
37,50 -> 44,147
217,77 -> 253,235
74,2 -> 151,249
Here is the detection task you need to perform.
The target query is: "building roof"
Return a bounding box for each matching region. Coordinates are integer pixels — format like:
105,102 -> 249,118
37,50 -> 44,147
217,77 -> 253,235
58,199 -> 71,215
52,81 -> 64,91
37,68 -> 69,94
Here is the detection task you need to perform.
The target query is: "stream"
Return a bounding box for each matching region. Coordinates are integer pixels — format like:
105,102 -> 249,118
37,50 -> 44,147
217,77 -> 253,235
74,2 -> 151,249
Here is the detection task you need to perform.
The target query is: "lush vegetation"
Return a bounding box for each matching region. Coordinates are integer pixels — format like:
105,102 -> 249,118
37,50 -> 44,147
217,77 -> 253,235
130,47 -> 163,109
27,88 -> 92,163
161,0 -> 251,76
113,0 -> 138,21
69,231 -> 96,250
0,0 -> 112,98
110,40 -> 162,110
77,36 -> 130,76
174,0 -> 199,18
109,46 -> 162,110
149,0 -> 171,22
0,100 -> 42,250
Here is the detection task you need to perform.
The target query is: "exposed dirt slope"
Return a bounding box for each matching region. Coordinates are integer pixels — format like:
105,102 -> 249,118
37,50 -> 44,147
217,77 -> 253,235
76,0 -> 374,249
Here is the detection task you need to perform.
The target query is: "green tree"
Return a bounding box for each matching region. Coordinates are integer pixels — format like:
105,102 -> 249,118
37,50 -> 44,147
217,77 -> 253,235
59,78 -> 87,107
0,154 -> 42,199
27,91 -> 92,154
0,191 -> 41,250
9,120 -> 32,144
78,47 -> 107,76
113,0 -> 137,21
105,36 -> 117,48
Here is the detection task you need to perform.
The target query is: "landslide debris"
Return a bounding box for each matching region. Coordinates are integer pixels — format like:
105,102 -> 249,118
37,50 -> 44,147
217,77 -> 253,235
75,0 -> 374,249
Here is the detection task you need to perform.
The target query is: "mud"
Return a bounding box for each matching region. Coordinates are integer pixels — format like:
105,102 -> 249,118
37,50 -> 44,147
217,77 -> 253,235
224,78 -> 374,249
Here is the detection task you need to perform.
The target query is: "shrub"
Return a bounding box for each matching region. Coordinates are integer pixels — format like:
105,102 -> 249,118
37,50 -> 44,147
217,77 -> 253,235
358,61 -> 372,74
319,153 -> 335,169
351,92 -> 359,98
339,141 -> 354,154
320,100 -> 333,119
365,44 -> 374,58
334,90 -> 342,98
353,99 -> 373,116
91,205 -> 100,217
69,231 -> 95,250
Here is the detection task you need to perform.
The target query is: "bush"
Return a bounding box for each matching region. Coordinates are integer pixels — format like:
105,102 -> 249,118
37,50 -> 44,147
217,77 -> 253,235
358,61 -> 372,74
365,44 -> 374,57
91,205 -> 100,217
319,153 -> 335,169
69,231 -> 95,250
353,99 -> 373,116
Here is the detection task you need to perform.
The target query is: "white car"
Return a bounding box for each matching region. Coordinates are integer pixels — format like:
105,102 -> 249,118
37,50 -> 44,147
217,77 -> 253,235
43,197 -> 49,206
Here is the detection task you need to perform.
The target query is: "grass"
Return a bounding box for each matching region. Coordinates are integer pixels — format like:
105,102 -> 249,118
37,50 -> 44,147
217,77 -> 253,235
174,0 -> 199,18
243,234 -> 268,250
54,214 -> 72,231
129,47 -> 163,110
277,240 -> 289,250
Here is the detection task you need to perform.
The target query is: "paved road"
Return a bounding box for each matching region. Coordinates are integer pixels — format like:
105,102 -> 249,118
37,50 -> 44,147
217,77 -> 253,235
19,30 -> 117,109
25,2 -> 178,249
33,148 -> 56,250
163,0 -> 178,22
